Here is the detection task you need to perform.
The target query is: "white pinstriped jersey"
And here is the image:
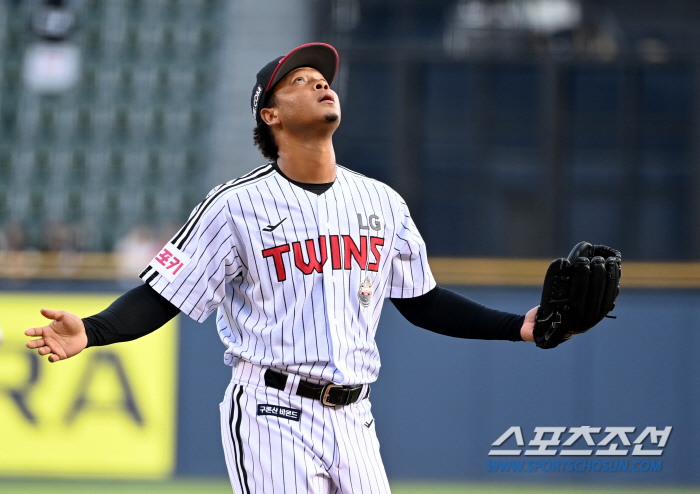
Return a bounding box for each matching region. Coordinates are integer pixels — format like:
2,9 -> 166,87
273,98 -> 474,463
141,163 -> 435,385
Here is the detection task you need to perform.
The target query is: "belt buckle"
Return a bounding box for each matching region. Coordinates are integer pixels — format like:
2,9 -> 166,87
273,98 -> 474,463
321,383 -> 344,407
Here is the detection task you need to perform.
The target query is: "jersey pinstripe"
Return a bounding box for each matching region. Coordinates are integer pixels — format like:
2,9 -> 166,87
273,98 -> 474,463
141,163 -> 435,385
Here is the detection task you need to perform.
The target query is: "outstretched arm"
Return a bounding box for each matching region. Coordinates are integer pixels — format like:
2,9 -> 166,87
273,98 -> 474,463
82,283 -> 180,346
390,286 -> 537,342
25,284 -> 181,362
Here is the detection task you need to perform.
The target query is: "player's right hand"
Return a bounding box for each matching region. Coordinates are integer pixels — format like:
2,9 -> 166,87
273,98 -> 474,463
24,309 -> 88,363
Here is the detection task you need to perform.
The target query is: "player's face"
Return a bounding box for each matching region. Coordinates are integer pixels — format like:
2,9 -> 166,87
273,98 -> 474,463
267,67 -> 341,131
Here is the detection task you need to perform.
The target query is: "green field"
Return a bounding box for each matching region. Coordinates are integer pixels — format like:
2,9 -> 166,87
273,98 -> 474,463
0,479 -> 698,494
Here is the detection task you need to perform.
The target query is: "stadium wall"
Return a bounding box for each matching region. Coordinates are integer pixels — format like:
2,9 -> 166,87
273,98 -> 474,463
1,279 -> 696,485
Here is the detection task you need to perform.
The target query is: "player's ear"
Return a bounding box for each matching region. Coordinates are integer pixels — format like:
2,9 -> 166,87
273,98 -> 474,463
260,107 -> 279,126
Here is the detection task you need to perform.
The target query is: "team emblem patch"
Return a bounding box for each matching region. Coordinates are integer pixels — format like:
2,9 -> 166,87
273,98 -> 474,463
358,276 -> 373,308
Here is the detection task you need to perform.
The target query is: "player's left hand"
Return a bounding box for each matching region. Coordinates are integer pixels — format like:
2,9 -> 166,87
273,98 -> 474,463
522,306 -> 575,343
521,306 -> 537,342
533,242 -> 621,349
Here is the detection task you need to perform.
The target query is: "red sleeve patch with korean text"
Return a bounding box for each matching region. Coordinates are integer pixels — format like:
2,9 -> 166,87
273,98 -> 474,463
148,243 -> 191,283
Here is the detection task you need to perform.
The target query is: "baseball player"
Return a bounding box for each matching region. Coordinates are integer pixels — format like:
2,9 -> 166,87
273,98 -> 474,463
24,43 -> 619,493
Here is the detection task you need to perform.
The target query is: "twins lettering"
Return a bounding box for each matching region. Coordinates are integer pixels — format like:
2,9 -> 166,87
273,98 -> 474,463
262,235 -> 385,282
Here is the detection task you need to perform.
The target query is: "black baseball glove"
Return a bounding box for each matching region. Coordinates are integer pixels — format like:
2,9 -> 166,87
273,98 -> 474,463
534,241 -> 621,349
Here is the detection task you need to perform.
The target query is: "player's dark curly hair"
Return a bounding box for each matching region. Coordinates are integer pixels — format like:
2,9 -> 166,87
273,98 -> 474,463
253,94 -> 279,161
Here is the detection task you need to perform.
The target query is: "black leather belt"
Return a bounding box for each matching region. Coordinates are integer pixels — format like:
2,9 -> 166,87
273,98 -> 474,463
264,369 -> 368,407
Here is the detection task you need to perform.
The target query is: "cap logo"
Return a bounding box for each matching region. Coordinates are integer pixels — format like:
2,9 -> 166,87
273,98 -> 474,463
252,84 -> 263,118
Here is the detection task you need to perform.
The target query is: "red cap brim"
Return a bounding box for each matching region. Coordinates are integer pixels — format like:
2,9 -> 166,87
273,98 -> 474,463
266,43 -> 339,92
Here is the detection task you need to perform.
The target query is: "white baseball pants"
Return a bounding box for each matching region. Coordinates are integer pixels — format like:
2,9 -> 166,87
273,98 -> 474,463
220,360 -> 392,494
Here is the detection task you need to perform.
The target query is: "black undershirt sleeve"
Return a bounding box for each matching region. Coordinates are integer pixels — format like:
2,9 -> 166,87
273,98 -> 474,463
83,283 -> 181,347
390,286 -> 524,342
84,283 -> 522,346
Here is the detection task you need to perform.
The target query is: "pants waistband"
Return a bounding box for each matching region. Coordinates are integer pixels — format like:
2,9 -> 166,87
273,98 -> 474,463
231,360 -> 370,405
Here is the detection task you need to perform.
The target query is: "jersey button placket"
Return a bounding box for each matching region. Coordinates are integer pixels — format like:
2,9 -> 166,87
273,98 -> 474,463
319,196 -> 343,373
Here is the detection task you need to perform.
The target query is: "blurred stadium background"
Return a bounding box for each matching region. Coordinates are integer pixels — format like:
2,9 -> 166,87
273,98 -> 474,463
1,0 -> 699,492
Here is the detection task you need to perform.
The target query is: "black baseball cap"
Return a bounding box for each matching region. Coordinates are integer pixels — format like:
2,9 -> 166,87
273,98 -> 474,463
251,42 -> 339,123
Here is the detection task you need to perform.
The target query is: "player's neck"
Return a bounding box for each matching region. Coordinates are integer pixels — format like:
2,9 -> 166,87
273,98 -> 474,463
276,138 -> 336,184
